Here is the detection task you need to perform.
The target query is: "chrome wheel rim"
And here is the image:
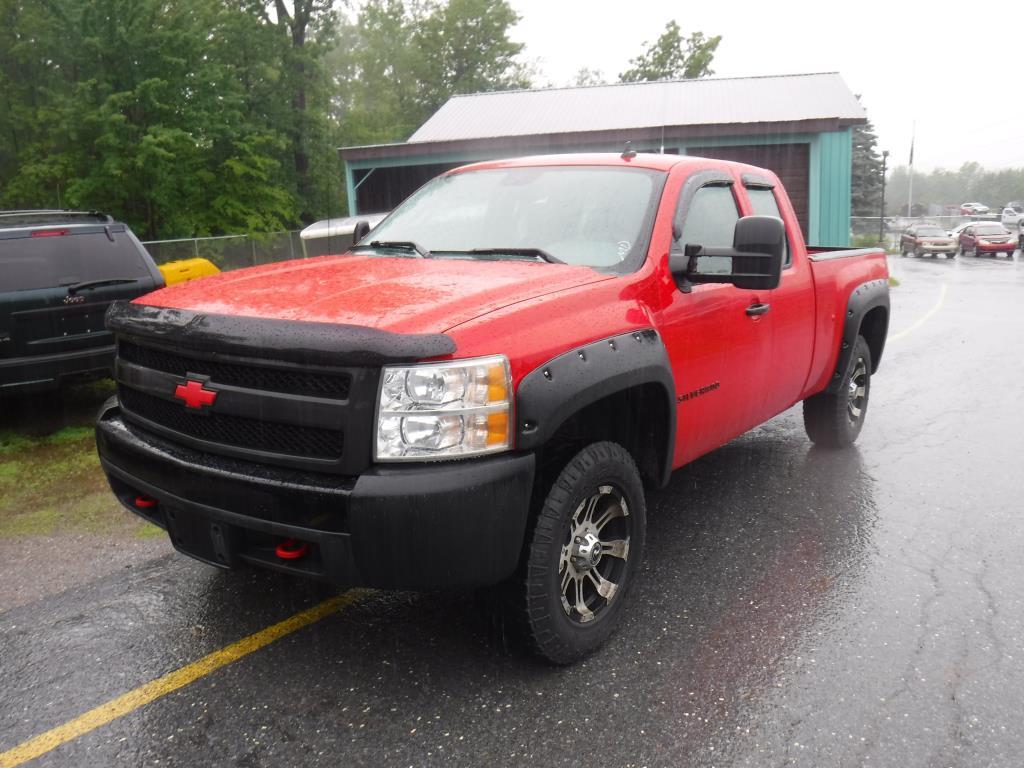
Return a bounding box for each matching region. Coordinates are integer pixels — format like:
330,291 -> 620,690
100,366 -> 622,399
559,485 -> 631,624
847,357 -> 868,424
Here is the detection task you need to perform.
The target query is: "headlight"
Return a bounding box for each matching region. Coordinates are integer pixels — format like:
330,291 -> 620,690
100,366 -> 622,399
375,354 -> 511,461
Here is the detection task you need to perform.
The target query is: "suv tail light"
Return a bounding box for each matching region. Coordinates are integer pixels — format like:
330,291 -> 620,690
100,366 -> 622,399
30,228 -> 70,238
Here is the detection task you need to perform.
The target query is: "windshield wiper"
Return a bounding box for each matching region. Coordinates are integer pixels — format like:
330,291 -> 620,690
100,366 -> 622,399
463,247 -> 565,264
64,278 -> 140,294
352,240 -> 433,258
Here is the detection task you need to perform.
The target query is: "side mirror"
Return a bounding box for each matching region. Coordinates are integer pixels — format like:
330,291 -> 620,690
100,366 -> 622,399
352,219 -> 372,244
671,215 -> 785,292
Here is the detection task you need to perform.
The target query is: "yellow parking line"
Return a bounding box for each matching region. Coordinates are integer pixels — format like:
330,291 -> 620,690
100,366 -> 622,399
889,282 -> 947,342
0,590 -> 369,768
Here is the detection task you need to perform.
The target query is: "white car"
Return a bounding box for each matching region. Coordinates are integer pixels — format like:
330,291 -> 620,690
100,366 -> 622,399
299,212 -> 388,258
961,202 -> 990,215
1000,207 -> 1024,227
949,221 -> 973,238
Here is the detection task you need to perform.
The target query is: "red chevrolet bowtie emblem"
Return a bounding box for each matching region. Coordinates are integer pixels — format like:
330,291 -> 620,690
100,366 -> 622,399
174,379 -> 218,410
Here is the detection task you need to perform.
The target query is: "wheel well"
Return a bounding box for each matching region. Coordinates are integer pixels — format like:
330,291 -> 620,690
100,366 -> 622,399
859,305 -> 888,372
531,383 -> 670,497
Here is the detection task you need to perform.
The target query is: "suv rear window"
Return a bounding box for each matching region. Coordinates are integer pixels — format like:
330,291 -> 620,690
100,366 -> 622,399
0,227 -> 152,292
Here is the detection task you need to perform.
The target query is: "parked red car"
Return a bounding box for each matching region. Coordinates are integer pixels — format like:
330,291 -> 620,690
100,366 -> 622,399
958,222 -> 1016,257
899,223 -> 957,258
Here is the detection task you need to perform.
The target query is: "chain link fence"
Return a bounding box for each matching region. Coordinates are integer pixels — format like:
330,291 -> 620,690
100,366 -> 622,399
141,231 -> 305,271
849,214 -> 1021,251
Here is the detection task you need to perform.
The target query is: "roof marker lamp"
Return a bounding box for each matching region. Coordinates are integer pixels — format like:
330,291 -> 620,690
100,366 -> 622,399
375,355 -> 511,461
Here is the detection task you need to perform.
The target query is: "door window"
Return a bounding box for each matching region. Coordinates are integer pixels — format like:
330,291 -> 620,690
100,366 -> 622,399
746,187 -> 791,267
675,184 -> 739,275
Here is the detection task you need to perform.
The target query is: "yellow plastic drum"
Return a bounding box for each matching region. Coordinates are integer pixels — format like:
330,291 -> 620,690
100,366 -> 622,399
158,257 -> 220,286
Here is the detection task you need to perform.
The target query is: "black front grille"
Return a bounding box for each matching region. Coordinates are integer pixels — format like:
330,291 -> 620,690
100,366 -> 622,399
118,386 -> 345,460
119,341 -> 351,400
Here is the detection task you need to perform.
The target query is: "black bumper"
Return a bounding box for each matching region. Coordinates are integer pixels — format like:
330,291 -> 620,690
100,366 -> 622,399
0,344 -> 114,393
96,401 -> 535,589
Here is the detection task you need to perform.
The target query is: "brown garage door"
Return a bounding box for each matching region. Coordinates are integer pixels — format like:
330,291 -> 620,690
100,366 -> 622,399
687,144 -> 810,238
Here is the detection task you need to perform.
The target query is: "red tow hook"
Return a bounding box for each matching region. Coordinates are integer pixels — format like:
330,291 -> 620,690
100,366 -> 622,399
134,495 -> 157,509
275,538 -> 309,560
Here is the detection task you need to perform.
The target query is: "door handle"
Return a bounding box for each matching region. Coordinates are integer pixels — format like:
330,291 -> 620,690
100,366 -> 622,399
746,302 -> 771,317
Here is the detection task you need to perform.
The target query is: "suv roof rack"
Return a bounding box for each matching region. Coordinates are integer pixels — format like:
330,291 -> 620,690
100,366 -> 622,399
0,210 -> 114,229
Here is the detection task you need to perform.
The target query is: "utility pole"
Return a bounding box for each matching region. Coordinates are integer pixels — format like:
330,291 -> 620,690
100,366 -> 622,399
907,123 -> 915,218
879,150 -> 889,244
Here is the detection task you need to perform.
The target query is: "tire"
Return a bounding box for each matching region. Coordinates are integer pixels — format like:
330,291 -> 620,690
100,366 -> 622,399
803,335 -> 872,449
900,245 -> 907,257
515,441 -> 646,664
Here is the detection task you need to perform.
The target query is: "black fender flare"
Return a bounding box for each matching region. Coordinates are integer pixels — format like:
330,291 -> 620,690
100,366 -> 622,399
826,278 -> 890,394
515,329 -> 676,487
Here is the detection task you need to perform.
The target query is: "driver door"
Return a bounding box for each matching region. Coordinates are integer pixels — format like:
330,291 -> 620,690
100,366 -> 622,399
654,170 -> 774,467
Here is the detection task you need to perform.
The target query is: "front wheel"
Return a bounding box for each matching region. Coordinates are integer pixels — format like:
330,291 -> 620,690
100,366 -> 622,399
803,335 -> 872,449
517,441 -> 646,664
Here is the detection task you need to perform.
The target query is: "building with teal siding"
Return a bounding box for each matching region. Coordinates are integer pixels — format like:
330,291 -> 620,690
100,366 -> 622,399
339,72 -> 865,246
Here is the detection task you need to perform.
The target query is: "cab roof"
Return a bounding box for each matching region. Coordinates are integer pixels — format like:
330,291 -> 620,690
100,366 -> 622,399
450,153 -> 692,174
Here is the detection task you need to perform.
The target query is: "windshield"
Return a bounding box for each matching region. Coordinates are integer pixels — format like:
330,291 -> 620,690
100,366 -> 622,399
917,227 -> 946,236
975,225 -> 1007,235
363,166 -> 666,271
0,228 -> 153,292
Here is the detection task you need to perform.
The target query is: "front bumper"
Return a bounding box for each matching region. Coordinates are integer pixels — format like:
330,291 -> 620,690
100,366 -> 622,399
0,344 -> 114,394
977,243 -> 1015,254
96,401 -> 535,589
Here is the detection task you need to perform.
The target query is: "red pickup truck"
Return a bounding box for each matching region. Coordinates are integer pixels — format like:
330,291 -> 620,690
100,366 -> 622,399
96,153 -> 889,663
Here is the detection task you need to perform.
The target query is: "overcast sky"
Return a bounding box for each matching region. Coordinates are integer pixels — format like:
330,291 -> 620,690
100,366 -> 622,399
509,0 -> 1021,172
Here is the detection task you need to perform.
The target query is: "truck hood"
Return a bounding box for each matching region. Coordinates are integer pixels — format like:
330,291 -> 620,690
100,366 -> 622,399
137,254 -> 612,335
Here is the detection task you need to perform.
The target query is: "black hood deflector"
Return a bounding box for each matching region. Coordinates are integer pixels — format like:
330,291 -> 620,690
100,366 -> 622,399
106,301 -> 456,366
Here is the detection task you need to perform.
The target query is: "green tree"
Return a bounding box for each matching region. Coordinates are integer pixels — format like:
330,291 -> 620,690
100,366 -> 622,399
885,161 -> 1024,216
619,21 -> 720,82
850,117 -> 883,217
414,0 -> 530,114
0,0 -> 344,237
570,68 -> 607,87
330,0 -> 531,147
247,0 -> 339,223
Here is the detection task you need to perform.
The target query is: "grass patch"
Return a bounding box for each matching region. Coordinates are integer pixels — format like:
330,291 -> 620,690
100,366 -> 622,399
0,428 -> 142,537
135,522 -> 166,539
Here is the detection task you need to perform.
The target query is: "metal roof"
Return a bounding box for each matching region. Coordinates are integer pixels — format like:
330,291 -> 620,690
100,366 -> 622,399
408,73 -> 865,144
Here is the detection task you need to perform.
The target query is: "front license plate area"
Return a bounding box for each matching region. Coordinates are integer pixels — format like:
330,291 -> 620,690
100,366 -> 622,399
164,506 -> 241,568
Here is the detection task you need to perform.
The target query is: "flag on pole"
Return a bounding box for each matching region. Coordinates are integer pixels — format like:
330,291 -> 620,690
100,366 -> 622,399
909,136 -> 914,167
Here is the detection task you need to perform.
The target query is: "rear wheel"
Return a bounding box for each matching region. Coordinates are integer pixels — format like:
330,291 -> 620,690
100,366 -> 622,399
515,441 -> 646,664
804,335 -> 872,449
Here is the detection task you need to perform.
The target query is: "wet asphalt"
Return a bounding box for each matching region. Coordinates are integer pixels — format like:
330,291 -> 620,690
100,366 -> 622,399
2,252 -> 1023,767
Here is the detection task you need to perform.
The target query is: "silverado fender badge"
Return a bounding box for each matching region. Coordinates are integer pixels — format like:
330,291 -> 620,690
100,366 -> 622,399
174,379 -> 218,410
677,381 -> 721,404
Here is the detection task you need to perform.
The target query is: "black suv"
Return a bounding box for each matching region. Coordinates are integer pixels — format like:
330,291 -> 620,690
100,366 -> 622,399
1,210 -> 164,394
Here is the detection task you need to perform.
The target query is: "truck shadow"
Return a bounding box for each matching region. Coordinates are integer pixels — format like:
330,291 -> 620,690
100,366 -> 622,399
0,378 -> 114,436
